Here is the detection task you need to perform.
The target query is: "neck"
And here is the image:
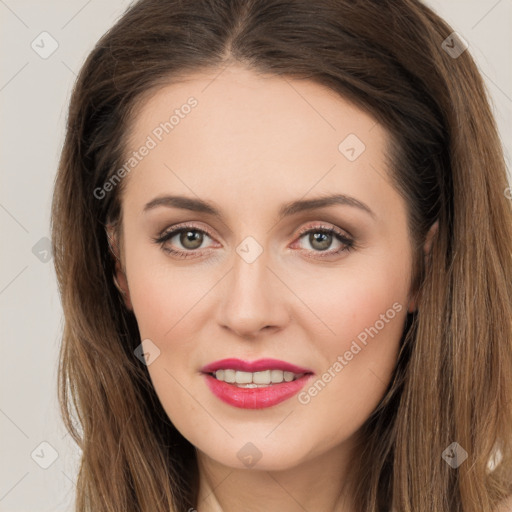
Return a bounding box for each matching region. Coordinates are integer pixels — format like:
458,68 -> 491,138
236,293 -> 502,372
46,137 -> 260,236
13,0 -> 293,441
193,435 -> 361,512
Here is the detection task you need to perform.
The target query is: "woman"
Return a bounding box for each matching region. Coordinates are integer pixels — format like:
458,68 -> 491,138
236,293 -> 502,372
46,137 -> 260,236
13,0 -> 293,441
51,0 -> 512,510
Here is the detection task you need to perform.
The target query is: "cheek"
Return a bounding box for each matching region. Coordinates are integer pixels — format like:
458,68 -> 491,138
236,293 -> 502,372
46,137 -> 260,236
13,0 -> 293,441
291,258 -> 409,441
125,246 -> 209,341
291,250 -> 410,354
324,275 -> 407,354
125,257 -> 208,438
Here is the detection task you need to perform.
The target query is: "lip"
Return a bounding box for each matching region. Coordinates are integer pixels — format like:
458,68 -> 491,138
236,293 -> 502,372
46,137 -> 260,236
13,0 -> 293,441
200,358 -> 312,374
203,373 -> 314,409
201,358 -> 314,409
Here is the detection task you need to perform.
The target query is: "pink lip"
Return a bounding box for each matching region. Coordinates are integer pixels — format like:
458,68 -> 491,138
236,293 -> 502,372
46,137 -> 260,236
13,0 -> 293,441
203,374 -> 313,409
201,358 -> 314,409
200,358 -> 312,374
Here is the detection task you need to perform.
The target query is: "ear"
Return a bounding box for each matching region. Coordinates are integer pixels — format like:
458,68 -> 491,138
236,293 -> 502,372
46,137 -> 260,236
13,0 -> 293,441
113,259 -> 133,310
106,224 -> 133,310
407,220 -> 439,313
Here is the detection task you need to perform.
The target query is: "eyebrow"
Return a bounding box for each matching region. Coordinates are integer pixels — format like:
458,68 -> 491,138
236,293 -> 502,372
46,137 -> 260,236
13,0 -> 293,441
143,193 -> 376,220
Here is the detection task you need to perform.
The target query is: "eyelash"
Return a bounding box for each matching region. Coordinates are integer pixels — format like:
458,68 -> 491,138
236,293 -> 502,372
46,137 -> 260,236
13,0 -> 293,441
152,222 -> 355,260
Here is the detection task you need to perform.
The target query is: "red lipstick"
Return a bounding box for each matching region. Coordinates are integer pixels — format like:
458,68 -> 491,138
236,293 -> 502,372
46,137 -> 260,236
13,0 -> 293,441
201,358 -> 314,409
201,358 -> 312,374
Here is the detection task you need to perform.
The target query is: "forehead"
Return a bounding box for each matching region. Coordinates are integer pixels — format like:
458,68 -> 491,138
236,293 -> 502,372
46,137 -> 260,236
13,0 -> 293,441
121,64 -> 395,222
127,64 -> 382,150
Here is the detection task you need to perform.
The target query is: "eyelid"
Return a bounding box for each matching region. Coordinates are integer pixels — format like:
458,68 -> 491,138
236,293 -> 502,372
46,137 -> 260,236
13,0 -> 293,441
290,222 -> 355,258
152,221 -> 218,246
295,221 -> 353,239
155,220 -> 351,241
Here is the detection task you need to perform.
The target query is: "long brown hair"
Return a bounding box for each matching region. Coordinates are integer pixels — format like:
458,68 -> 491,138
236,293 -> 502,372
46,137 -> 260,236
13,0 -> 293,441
51,0 -> 512,510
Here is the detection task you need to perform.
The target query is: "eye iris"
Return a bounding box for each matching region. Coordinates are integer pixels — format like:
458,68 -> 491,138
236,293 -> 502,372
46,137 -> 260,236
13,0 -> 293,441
310,232 -> 331,251
180,230 -> 203,249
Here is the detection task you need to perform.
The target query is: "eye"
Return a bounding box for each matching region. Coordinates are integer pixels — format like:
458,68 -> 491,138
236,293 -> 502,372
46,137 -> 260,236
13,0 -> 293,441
152,223 -> 216,259
292,223 -> 355,259
152,222 -> 355,259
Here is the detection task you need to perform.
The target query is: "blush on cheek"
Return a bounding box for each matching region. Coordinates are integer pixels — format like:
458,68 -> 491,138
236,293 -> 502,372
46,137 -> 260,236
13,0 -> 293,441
128,270 -> 209,350
128,275 -> 178,340
325,289 -> 406,366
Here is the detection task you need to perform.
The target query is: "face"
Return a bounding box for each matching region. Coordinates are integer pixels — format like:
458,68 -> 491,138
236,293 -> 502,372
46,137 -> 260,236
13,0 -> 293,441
112,64 -> 418,472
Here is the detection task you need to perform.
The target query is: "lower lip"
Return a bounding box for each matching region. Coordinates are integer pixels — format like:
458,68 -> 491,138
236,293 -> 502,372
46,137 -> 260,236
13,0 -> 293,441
203,373 -> 313,409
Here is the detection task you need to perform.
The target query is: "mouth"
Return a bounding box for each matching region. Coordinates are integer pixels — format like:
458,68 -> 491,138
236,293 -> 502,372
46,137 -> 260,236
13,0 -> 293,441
200,358 -> 314,409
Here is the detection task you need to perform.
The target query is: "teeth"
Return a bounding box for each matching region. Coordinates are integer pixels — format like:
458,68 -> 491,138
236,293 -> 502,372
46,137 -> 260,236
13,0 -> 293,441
253,370 -> 271,384
223,369 -> 235,383
236,370 -> 253,384
271,369 -> 283,383
213,369 -> 304,386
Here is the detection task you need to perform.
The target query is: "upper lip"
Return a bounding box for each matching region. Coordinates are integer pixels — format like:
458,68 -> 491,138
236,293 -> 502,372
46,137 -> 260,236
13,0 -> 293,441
201,358 -> 313,374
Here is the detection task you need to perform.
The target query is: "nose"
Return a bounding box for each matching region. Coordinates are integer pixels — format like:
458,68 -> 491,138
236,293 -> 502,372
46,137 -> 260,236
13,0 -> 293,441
216,247 -> 290,339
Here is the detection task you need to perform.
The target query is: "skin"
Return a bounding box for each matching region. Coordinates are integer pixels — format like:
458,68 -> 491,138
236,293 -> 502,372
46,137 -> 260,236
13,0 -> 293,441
110,63 -> 437,512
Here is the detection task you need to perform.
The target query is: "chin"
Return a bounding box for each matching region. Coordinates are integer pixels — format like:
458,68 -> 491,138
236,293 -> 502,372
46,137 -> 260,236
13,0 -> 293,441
195,435 -> 313,472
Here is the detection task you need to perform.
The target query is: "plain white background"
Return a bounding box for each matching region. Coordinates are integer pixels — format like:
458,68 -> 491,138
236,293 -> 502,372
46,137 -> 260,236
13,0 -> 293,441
1,1 -> 511,510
